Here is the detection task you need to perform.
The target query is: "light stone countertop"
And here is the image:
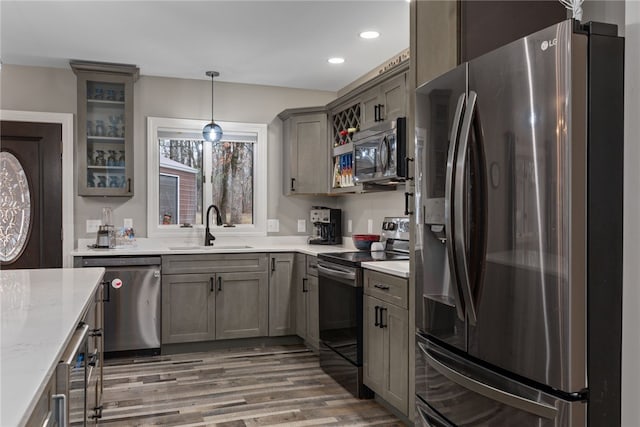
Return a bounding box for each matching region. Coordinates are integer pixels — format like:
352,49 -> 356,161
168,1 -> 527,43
361,260 -> 410,278
0,268 -> 105,427
72,236 -> 411,278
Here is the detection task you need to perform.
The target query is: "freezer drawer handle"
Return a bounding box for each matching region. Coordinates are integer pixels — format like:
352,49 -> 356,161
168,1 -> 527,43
419,342 -> 558,420
416,400 -> 453,426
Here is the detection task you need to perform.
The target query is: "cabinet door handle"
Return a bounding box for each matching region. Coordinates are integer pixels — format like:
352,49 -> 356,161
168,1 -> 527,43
271,258 -> 276,272
102,281 -> 111,302
291,178 -> 296,192
218,276 -> 222,291
405,156 -> 414,181
380,307 -> 388,328
374,104 -> 379,122
127,178 -> 132,193
377,104 -> 384,121
302,277 -> 308,293
404,192 -> 414,215
374,305 -> 380,327
374,283 -> 390,291
210,277 -> 214,292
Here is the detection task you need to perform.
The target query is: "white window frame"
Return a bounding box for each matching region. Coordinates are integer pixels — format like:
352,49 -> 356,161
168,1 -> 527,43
147,116 -> 267,238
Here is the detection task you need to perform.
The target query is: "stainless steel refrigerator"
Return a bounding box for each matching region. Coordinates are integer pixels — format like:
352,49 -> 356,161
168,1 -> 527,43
414,20 -> 624,426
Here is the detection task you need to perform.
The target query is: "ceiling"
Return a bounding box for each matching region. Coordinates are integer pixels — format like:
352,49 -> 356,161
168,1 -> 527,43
0,1 -> 410,92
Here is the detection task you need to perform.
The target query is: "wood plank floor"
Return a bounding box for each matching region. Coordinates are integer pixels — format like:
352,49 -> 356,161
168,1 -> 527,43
101,344 -> 405,426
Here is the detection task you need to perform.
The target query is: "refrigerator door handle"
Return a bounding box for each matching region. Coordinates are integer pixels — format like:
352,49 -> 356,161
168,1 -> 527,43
419,341 -> 558,420
454,90 -> 478,325
444,92 -> 467,321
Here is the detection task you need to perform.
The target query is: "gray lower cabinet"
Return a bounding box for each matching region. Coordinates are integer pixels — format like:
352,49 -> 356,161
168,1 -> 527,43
269,253 -> 296,336
162,273 -> 216,344
295,255 -> 320,351
363,271 -> 409,415
216,271 -> 268,339
161,254 -> 268,344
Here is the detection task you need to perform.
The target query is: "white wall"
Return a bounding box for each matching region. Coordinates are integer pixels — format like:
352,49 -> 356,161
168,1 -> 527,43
623,3 -> 640,425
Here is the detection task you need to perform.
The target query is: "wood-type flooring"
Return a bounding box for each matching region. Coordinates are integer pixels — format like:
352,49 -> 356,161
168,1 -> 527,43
101,344 -> 404,426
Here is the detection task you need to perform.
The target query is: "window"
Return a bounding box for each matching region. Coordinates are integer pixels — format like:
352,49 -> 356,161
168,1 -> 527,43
147,117 -> 267,237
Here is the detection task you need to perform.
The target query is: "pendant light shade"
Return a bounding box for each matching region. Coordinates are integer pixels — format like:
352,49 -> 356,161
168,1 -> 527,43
203,71 -> 222,142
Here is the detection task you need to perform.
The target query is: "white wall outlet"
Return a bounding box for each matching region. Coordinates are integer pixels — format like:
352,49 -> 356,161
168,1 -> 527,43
367,219 -> 373,234
123,218 -> 133,228
86,219 -> 101,233
267,219 -> 280,232
348,219 -> 353,233
297,219 -> 306,233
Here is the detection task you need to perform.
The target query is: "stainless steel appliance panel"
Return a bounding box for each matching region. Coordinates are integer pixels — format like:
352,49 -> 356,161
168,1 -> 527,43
353,117 -> 406,183
465,20 -> 587,392
103,266 -> 161,352
415,64 -> 468,351
415,334 -> 586,427
55,324 -> 90,426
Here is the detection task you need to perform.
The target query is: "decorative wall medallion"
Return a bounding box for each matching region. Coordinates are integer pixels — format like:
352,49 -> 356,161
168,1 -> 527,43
0,152 -> 31,262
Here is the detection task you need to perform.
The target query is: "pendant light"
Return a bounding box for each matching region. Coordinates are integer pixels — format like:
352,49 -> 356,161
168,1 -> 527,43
203,71 -> 223,142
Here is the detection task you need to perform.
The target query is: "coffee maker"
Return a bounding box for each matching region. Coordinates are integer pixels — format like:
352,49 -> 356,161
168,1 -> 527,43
309,207 -> 342,245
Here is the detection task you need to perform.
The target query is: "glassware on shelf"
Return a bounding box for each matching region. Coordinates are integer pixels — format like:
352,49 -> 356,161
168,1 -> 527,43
97,175 -> 107,188
105,89 -> 116,101
95,120 -> 106,137
94,150 -> 106,166
118,90 -> 125,102
118,151 -> 125,166
87,120 -> 94,136
109,176 -> 120,188
107,151 -> 117,166
94,87 -> 104,100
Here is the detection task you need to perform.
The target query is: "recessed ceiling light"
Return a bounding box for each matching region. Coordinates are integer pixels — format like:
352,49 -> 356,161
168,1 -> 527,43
328,57 -> 345,64
359,31 -> 380,39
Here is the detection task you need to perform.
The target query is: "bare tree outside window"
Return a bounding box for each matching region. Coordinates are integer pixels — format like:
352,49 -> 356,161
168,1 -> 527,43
158,137 -> 254,226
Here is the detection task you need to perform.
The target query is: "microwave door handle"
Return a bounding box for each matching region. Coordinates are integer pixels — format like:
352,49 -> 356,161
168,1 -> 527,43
445,92 -> 467,322
378,136 -> 390,174
454,90 -> 478,325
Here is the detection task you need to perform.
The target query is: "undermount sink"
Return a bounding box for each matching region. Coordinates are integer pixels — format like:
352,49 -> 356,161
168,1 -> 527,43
168,245 -> 252,251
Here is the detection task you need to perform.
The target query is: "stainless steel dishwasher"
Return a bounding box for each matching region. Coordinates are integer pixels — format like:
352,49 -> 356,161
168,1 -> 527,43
81,256 -> 161,356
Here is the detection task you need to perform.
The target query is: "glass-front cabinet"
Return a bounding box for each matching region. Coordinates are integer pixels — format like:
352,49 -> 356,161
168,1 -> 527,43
71,61 -> 139,196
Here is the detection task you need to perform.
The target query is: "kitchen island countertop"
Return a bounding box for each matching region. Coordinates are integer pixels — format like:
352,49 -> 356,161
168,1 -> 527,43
0,268 -> 105,427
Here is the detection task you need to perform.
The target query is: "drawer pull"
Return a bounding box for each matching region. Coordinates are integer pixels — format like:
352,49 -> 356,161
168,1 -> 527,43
374,284 -> 390,291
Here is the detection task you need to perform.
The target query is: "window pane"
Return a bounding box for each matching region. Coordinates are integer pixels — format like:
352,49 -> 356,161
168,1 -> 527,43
158,139 -> 202,225
159,174 -> 178,224
211,141 -> 254,225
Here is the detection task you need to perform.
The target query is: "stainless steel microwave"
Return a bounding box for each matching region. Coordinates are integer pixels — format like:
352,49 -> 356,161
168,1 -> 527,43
353,117 -> 407,184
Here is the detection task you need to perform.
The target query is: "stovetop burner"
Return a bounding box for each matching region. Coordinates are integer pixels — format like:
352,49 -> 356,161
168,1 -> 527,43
318,250 -> 409,267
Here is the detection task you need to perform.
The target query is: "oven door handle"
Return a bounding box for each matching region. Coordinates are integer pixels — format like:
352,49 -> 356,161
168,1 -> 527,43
317,263 -> 357,283
61,323 -> 90,365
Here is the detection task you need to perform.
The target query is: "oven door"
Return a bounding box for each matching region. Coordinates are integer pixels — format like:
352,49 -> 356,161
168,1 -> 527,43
317,261 -> 362,366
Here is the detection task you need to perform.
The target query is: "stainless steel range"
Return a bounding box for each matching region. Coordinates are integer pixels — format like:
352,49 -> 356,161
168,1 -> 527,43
317,216 -> 409,399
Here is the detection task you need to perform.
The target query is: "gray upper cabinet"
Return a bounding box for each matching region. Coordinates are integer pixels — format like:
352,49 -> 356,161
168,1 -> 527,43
359,72 -> 407,131
71,61 -> 139,197
269,253 -> 296,336
279,107 -> 329,195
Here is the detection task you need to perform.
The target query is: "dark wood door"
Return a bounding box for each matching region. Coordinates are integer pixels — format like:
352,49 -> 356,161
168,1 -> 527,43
1,121 -> 62,268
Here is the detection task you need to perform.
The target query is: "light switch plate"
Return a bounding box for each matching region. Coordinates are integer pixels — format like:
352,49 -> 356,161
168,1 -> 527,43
267,219 -> 280,232
124,218 -> 133,228
347,219 -> 353,233
367,219 -> 373,234
297,219 -> 306,233
86,219 -> 101,233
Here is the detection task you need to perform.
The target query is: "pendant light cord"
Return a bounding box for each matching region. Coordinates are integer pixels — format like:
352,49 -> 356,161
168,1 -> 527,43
211,74 -> 218,123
